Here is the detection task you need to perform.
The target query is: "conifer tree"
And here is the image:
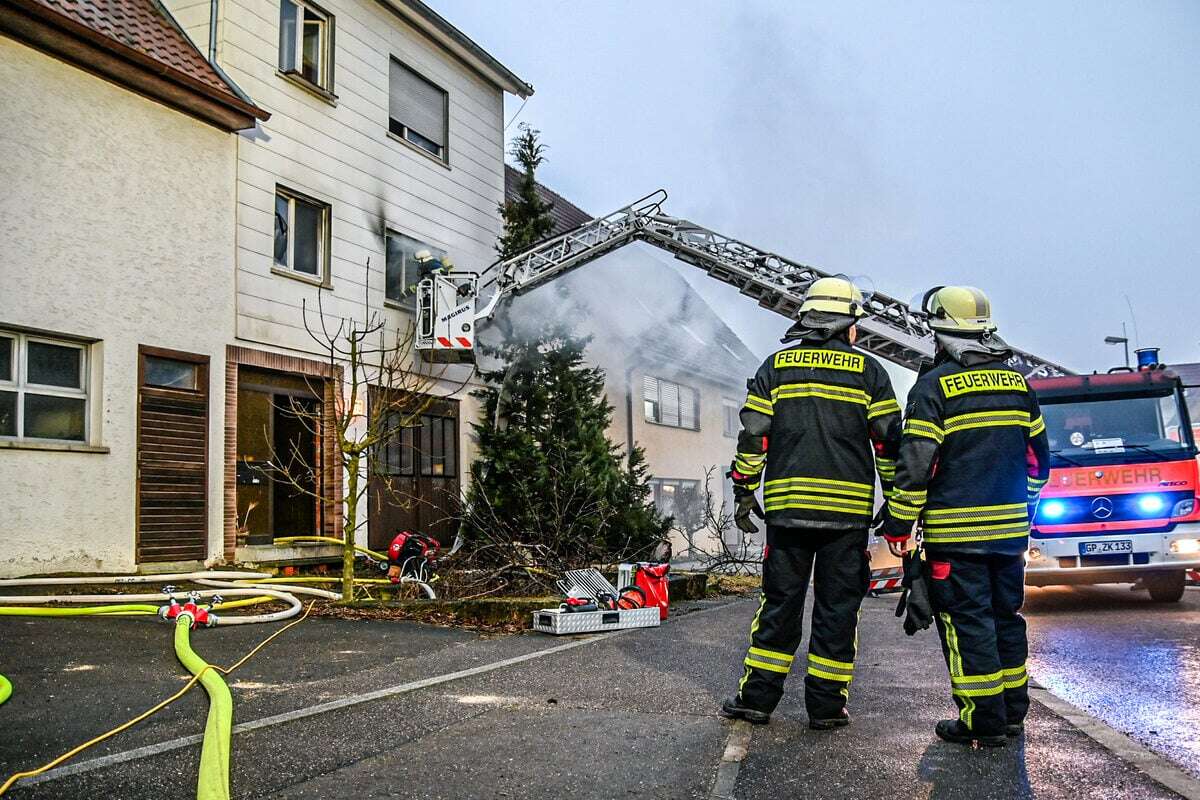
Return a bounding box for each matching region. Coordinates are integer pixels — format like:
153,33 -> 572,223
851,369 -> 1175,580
497,123 -> 555,260
465,326 -> 670,567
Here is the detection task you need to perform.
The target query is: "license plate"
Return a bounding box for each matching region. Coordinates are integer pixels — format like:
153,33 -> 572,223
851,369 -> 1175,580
1079,540 -> 1132,555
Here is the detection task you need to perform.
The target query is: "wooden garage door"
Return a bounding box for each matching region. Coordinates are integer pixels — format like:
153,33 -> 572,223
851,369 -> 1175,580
368,396 -> 460,551
137,346 -> 209,563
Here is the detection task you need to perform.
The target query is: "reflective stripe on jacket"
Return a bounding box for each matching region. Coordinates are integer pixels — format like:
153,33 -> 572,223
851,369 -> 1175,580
884,358 -> 1051,555
731,337 -> 900,530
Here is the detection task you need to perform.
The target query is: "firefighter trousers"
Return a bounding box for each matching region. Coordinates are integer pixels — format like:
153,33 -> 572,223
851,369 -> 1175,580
927,551 -> 1030,736
737,526 -> 869,718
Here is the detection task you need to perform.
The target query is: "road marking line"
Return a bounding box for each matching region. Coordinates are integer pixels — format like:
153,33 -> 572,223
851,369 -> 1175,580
1030,686 -> 1200,800
23,599 -> 745,788
710,720 -> 753,800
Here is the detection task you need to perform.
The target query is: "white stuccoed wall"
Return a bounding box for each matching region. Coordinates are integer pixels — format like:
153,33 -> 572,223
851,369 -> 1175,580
0,40 -> 238,577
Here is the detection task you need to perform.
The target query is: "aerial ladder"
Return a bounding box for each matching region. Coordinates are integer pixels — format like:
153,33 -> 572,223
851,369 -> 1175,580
415,190 -> 1070,378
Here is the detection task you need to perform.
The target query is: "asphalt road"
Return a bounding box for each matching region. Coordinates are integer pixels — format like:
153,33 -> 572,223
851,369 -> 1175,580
1026,583 -> 1200,781
1,593 -> 1192,799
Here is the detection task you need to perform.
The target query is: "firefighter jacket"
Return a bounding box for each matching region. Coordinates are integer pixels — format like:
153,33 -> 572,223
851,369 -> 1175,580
730,336 -> 901,531
881,355 -> 1051,555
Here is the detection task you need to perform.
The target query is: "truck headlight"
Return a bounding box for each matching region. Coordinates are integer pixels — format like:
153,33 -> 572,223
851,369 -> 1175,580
1170,539 -> 1200,555
1171,498 -> 1196,518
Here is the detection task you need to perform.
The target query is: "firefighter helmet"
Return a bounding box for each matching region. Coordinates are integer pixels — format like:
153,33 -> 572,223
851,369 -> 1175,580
920,285 -> 997,334
799,276 -> 866,318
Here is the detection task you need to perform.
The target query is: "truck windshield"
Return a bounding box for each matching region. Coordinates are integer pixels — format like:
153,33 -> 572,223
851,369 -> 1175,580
1040,389 -> 1195,466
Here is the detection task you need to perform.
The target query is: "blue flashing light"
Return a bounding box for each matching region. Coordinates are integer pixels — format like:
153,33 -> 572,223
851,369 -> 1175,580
1137,494 -> 1166,514
1135,347 -> 1160,369
1041,500 -> 1066,520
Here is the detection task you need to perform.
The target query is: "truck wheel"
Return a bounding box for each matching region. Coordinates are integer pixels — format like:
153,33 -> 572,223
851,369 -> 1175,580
1145,571 -> 1186,603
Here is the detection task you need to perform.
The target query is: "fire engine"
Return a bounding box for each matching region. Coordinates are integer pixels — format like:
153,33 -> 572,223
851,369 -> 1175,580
1024,348 -> 1200,601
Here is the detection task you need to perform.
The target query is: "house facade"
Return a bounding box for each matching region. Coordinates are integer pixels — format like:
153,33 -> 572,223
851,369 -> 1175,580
0,0 -> 530,576
501,169 -> 762,559
183,0 -> 531,565
0,0 -> 266,576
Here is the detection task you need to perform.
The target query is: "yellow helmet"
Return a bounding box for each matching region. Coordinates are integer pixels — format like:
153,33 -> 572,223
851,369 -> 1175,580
799,276 -> 866,318
921,285 -> 996,333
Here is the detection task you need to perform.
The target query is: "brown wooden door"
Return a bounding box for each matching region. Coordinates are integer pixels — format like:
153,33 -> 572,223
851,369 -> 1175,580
136,346 -> 209,563
368,397 -> 459,551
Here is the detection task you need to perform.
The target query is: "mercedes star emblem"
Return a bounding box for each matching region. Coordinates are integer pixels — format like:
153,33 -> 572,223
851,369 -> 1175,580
1091,497 -> 1114,519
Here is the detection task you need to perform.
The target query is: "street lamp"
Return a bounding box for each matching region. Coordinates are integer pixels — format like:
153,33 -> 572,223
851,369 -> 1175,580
1105,323 -> 1130,368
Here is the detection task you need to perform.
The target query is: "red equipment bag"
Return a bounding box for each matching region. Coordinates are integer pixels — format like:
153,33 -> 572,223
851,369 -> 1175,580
387,531 -> 440,581
635,563 -> 670,620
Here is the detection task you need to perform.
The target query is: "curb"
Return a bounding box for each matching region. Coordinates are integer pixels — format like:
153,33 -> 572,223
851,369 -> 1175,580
1030,684 -> 1200,800
710,720 -> 752,800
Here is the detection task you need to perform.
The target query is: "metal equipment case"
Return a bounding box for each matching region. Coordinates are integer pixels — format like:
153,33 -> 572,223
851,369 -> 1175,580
532,606 -> 660,635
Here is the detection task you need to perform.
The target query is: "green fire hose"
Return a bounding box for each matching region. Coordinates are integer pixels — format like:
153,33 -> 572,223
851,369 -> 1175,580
174,616 -> 232,800
0,605 -> 158,617
0,674 -> 11,707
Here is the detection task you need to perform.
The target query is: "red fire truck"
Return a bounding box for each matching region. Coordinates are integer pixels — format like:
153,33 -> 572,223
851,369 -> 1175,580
1025,351 -> 1200,601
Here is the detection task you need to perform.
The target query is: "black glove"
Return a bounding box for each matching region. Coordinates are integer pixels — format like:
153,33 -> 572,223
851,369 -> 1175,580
871,504 -> 889,531
879,509 -> 914,543
894,548 -> 934,636
734,492 -> 765,534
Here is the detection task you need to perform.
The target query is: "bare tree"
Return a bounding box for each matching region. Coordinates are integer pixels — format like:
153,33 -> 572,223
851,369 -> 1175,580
261,264 -> 466,602
682,466 -> 764,575
452,454 -> 658,598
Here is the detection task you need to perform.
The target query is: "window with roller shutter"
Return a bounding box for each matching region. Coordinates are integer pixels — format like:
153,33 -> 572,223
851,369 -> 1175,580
389,58 -> 448,162
643,375 -> 700,431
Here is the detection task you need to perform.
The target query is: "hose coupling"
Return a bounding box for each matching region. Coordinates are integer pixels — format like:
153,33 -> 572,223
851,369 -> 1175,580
160,599 -> 213,628
158,587 -> 181,621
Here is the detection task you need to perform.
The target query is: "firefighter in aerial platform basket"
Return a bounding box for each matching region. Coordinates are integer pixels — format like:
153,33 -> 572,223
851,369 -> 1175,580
720,276 -> 902,729
878,286 -> 1051,747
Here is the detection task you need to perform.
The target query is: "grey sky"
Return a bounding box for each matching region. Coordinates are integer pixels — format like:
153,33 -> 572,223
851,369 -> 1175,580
441,1 -> 1200,373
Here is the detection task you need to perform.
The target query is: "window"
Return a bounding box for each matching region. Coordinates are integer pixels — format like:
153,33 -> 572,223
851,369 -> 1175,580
385,231 -> 445,307
1041,388 -> 1193,466
379,412 -> 415,477
0,331 -> 88,442
722,400 -> 740,438
144,355 -> 199,390
643,376 -> 699,430
274,187 -> 330,282
649,477 -> 703,540
389,58 -> 448,161
378,413 -> 456,477
279,0 -> 333,92
419,414 -> 457,477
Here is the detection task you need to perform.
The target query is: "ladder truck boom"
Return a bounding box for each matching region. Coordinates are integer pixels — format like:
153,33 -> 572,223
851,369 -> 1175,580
416,190 -> 1070,378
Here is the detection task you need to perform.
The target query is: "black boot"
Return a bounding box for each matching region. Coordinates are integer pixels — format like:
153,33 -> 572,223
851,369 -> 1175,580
719,696 -> 771,725
809,709 -> 851,730
1005,722 -> 1024,737
935,719 -> 1006,747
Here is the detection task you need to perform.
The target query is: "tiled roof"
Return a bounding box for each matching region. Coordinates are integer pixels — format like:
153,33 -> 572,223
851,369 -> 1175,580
504,164 -> 593,237
20,0 -> 245,101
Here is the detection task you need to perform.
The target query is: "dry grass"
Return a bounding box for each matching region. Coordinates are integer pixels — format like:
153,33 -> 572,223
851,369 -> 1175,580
706,574 -> 763,597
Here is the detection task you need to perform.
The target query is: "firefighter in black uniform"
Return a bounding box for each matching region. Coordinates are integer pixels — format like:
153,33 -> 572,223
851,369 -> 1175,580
720,277 -> 902,729
880,286 -> 1050,747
